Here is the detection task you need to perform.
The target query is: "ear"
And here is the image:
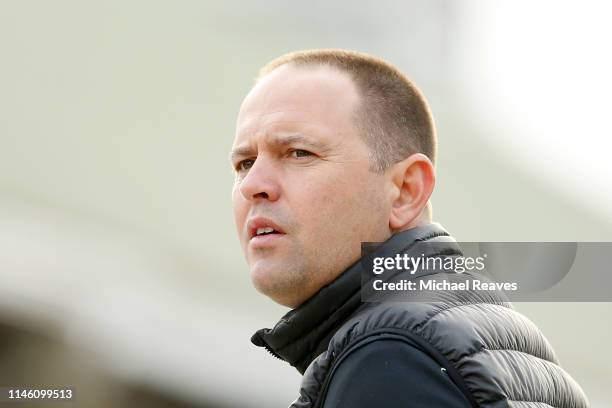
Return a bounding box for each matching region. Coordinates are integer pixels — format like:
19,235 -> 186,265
387,153 -> 435,231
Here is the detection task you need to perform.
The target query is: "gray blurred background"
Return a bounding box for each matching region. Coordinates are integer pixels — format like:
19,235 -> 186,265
1,1 -> 611,407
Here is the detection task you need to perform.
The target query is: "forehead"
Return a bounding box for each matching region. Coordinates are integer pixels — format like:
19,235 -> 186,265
234,65 -> 361,146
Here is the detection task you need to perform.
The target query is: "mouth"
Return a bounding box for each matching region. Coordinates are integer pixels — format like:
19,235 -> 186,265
253,226 -> 282,237
247,217 -> 286,246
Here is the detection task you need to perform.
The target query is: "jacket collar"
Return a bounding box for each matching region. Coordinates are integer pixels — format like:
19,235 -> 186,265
250,222 -> 461,374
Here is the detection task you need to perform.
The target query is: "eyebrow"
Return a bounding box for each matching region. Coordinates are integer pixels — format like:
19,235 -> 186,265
229,134 -> 327,162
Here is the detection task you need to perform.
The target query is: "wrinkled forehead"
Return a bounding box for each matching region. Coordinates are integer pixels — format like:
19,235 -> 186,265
234,64 -> 361,145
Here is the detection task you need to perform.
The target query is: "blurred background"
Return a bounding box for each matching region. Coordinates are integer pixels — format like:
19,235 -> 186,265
1,1 -> 611,406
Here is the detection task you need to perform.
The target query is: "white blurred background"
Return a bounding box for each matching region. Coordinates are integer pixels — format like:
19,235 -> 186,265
1,1 -> 611,406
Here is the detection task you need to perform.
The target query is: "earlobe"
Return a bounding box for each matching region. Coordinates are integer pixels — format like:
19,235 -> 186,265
388,153 -> 435,231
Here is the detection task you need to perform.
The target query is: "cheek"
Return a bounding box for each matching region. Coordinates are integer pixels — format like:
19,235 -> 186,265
291,177 -> 344,218
295,176 -> 365,236
314,174 -> 387,236
232,186 -> 248,236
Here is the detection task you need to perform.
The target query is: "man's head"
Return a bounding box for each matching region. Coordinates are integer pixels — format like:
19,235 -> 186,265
231,49 -> 437,308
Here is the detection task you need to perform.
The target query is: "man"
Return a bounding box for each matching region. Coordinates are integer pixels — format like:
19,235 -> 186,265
231,49 -> 588,407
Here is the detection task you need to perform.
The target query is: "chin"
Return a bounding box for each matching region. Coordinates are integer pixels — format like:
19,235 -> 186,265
249,260 -> 307,307
249,261 -> 281,294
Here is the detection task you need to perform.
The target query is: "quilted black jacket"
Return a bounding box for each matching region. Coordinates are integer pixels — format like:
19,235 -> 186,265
252,223 -> 589,407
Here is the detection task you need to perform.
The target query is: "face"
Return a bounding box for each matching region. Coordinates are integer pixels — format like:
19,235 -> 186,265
231,64 -> 393,308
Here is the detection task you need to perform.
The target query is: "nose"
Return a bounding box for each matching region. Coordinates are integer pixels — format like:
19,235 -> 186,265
238,156 -> 281,202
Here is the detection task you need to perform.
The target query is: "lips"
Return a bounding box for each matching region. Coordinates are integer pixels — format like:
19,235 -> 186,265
247,217 -> 286,240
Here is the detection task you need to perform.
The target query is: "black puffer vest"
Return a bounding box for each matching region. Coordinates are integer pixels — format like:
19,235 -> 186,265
252,224 -> 589,407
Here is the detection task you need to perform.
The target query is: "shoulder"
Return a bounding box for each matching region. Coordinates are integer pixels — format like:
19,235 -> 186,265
324,294 -> 565,405
329,282 -> 550,365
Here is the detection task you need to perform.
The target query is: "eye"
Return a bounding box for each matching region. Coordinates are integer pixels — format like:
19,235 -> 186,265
290,149 -> 313,158
236,159 -> 255,172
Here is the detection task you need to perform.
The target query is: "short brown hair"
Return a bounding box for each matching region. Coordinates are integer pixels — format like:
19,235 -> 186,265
257,49 -> 436,172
